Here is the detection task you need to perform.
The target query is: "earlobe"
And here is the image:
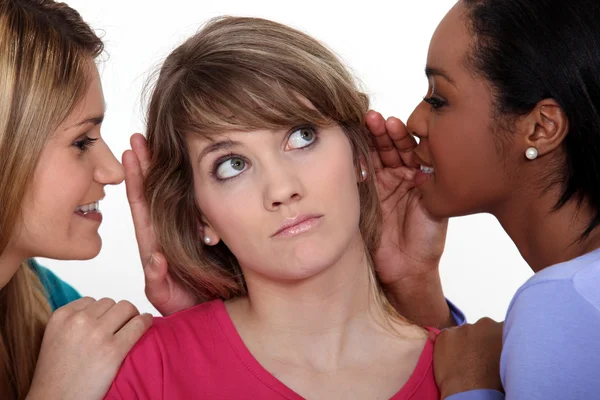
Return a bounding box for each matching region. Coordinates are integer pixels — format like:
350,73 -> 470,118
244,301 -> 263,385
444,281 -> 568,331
357,157 -> 368,182
199,219 -> 221,246
523,100 -> 569,159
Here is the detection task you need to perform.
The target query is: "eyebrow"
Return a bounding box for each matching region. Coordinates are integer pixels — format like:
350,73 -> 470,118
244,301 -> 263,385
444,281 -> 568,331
197,139 -> 242,164
425,66 -> 456,86
69,114 -> 105,130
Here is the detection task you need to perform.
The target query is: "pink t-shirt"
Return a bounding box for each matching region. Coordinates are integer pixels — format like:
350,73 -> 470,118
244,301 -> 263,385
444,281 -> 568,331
105,300 -> 439,399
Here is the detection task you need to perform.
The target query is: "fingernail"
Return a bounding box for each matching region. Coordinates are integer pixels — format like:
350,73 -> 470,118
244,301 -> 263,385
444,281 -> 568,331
149,253 -> 158,269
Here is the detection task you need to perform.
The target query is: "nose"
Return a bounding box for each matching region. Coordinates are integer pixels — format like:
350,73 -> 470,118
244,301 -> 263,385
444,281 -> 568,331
93,139 -> 125,185
406,100 -> 429,141
262,162 -> 304,211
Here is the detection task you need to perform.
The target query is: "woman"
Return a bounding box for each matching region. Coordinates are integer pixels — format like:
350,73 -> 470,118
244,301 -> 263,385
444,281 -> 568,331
0,1 -> 168,398
105,16 -> 445,399
371,0 -> 600,398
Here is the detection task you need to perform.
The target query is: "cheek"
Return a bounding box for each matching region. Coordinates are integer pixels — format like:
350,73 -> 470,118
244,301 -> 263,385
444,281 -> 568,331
27,162 -> 87,223
195,179 -> 261,244
428,117 -> 508,214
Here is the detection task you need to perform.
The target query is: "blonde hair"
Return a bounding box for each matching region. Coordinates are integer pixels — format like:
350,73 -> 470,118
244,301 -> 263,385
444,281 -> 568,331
145,16 -> 383,302
0,1 -> 103,398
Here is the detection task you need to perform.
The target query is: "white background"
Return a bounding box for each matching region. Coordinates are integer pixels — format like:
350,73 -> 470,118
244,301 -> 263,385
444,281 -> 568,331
40,0 -> 533,321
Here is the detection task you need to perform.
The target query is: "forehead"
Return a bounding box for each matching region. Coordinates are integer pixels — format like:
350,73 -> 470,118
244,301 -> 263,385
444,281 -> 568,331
427,3 -> 471,73
57,66 -> 105,133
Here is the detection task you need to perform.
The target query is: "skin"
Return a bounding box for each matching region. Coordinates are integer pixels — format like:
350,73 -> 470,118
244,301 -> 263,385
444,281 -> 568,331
1,66 -> 122,287
391,1 -> 600,397
408,2 -> 600,272
188,125 -> 363,282
181,123 -> 429,399
0,64 -> 154,400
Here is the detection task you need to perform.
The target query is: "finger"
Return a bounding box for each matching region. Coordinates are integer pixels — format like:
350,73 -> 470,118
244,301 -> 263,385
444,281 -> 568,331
59,296 -> 96,312
385,117 -> 418,167
366,110 -> 384,170
367,111 -> 404,168
100,300 -> 141,335
82,297 -> 117,319
123,149 -> 155,268
113,313 -> 153,358
130,133 -> 151,175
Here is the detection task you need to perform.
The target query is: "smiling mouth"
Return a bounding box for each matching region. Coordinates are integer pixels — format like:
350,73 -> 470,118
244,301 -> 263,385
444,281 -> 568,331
420,165 -> 434,174
74,201 -> 100,215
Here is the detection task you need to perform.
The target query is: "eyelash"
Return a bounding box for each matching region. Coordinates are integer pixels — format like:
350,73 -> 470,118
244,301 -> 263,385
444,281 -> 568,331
73,136 -> 98,153
210,152 -> 244,182
209,124 -> 320,182
423,96 -> 448,110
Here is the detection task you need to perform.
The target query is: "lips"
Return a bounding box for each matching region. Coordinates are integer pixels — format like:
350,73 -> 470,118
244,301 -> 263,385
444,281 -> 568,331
272,214 -> 323,237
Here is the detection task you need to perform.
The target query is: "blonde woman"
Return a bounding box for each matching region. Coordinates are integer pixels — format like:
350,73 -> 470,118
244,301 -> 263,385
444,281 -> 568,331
0,1 -> 193,398
106,17 -> 461,399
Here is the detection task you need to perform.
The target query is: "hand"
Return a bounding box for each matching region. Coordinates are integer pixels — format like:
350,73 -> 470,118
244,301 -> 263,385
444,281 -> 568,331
123,133 -> 197,316
367,111 -> 452,327
27,297 -> 152,400
367,110 -> 448,284
434,318 -> 504,399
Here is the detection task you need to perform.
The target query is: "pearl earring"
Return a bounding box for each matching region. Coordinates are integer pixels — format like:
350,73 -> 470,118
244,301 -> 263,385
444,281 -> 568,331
361,169 -> 367,180
525,147 -> 538,160
204,236 -> 212,245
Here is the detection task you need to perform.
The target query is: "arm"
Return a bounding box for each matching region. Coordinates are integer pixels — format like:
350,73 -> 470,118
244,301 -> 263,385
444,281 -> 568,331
383,271 -> 462,328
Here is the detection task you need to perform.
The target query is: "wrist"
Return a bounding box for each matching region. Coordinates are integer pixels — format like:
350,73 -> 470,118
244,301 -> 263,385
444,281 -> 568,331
383,268 -> 454,328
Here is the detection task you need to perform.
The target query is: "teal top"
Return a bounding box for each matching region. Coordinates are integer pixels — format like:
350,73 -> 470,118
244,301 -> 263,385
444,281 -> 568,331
28,259 -> 81,311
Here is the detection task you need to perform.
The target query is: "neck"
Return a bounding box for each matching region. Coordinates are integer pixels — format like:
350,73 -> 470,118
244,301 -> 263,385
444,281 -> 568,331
0,247 -> 28,290
492,183 -> 600,273
227,232 -> 412,370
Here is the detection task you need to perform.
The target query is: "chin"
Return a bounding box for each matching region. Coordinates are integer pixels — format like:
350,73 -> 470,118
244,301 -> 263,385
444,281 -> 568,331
423,193 -> 484,219
56,236 -> 102,260
422,193 -> 461,219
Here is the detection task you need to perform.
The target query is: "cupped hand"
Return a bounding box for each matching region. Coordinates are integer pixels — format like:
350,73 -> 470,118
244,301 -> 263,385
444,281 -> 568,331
123,133 -> 197,316
366,110 -> 448,285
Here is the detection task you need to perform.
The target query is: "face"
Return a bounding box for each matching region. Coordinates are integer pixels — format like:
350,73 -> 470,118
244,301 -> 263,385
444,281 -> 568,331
407,2 -> 516,218
11,65 -> 124,260
187,123 -> 364,282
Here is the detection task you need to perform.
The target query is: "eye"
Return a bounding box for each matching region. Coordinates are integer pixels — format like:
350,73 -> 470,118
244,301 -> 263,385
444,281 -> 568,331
423,96 -> 448,110
286,126 -> 317,150
215,157 -> 248,179
72,136 -> 98,153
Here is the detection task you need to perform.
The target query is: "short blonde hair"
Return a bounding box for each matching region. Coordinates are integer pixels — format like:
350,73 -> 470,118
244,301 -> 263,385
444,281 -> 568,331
145,16 -> 382,301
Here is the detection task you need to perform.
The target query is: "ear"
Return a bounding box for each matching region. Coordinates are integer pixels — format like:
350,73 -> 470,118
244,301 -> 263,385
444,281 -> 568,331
520,99 -> 569,158
198,216 -> 221,246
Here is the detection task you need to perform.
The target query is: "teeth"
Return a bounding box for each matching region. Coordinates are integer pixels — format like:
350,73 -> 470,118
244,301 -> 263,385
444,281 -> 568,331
75,201 -> 100,214
420,165 -> 434,174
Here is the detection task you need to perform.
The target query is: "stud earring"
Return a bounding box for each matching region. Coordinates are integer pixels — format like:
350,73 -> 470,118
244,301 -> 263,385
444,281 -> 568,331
525,147 -> 538,160
204,236 -> 212,245
361,169 -> 367,180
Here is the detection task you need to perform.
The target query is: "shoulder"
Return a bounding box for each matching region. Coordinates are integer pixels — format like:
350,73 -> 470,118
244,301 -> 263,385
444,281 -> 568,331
150,298 -> 225,340
506,249 -> 600,325
131,299 -> 223,357
500,251 -> 600,397
106,300 -> 225,399
28,259 -> 81,311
